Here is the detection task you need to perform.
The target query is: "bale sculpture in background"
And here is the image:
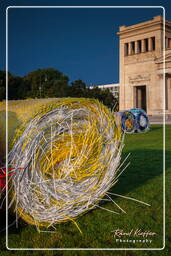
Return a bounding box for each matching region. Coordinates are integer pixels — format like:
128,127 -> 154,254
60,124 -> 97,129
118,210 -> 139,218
114,108 -> 149,134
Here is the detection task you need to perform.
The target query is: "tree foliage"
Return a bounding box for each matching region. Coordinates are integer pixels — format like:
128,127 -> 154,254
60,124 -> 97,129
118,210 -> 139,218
0,68 -> 118,109
0,71 -> 6,100
24,68 -> 69,98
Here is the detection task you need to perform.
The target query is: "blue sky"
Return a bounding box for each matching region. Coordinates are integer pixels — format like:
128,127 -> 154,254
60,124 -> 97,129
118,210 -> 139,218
1,0 -> 171,86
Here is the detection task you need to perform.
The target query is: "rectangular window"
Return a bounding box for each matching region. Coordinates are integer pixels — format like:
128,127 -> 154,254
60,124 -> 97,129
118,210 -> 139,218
137,40 -> 141,53
125,43 -> 128,56
131,41 -> 135,54
144,38 -> 148,51
151,37 -> 155,50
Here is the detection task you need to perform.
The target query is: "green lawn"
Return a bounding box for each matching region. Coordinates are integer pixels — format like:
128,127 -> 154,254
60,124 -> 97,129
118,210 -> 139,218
0,125 -> 170,256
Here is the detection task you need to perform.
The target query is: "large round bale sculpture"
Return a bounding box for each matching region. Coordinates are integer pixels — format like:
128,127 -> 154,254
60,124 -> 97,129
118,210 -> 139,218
8,98 -> 124,228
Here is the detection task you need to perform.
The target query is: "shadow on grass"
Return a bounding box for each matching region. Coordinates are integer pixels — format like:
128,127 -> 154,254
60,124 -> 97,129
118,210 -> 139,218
110,148 -> 169,196
149,125 -> 162,131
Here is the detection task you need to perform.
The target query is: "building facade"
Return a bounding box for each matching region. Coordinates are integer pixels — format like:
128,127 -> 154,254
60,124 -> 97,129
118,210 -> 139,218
90,15 -> 171,118
117,15 -> 171,116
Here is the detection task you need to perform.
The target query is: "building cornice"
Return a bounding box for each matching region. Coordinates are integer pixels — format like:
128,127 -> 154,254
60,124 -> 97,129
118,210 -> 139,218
117,16 -> 171,38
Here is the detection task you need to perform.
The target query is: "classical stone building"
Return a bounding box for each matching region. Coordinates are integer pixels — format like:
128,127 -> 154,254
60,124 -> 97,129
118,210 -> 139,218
117,15 -> 171,117
92,15 -> 171,119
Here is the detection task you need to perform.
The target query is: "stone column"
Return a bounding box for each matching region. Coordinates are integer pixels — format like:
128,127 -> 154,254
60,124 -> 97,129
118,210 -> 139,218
165,74 -> 168,110
168,39 -> 171,48
148,37 -> 153,51
142,39 -> 145,52
157,74 -> 164,113
135,41 -> 139,54
168,75 -> 171,110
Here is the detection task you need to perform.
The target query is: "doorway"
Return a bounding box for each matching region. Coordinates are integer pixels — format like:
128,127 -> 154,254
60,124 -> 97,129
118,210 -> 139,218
134,85 -> 147,111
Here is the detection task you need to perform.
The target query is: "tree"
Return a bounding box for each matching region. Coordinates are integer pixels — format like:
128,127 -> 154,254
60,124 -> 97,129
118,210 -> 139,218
87,87 -> 118,110
0,71 -> 6,101
24,68 -> 69,98
71,80 -> 86,90
68,80 -> 87,97
0,87 -> 5,101
0,68 -> 118,111
8,75 -> 26,100
68,81 -> 117,110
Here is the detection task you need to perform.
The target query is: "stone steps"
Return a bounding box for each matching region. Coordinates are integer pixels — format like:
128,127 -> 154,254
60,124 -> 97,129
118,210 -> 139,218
148,114 -> 171,124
